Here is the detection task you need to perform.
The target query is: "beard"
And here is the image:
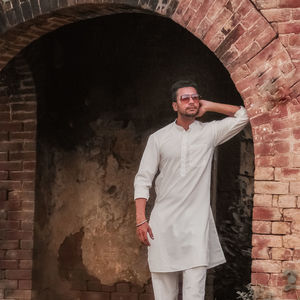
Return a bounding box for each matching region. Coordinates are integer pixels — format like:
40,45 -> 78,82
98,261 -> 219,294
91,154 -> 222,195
181,106 -> 200,118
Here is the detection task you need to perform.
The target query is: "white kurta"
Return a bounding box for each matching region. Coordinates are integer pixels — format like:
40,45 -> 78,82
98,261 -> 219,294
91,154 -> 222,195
134,107 -> 249,272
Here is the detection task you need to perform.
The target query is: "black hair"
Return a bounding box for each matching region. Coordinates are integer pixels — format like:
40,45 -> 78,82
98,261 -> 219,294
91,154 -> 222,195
170,80 -> 199,102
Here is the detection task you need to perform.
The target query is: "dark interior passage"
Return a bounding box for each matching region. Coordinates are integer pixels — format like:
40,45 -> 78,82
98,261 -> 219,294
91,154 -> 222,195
7,12 -> 255,300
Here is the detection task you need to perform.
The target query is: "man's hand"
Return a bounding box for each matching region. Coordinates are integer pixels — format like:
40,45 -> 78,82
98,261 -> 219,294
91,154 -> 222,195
197,99 -> 210,117
136,222 -> 154,246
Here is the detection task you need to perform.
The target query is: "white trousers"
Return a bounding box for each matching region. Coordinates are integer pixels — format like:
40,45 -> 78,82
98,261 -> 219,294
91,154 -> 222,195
151,266 -> 207,300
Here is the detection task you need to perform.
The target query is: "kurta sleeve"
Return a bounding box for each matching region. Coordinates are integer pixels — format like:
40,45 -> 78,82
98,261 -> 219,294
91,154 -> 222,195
134,134 -> 160,201
212,106 -> 249,146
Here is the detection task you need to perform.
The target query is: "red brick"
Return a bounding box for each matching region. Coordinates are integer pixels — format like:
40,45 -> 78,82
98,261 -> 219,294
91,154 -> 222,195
253,206 -> 282,221
23,161 -> 35,171
4,289 -> 32,298
5,250 -> 32,260
254,143 -> 274,156
254,0 -> 278,9
251,112 -> 271,126
195,17 -> 212,39
283,234 -> 300,247
254,181 -> 289,194
251,272 -> 270,285
252,234 -> 282,247
255,167 -> 274,180
9,171 -> 35,180
204,7 -> 232,51
87,280 -> 101,292
276,168 -> 300,181
139,295 -> 154,300
279,0 -> 300,8
269,273 -> 286,287
272,222 -> 291,234
253,194 -> 272,206
22,181 -> 35,191
23,121 -> 36,131
12,112 -> 35,121
11,103 -> 36,112
21,222 -> 33,231
0,260 -> 18,269
19,260 -> 32,269
5,269 -> 32,279
7,211 -> 34,221
261,8 -> 291,22
278,22 -> 300,34
0,189 -> 7,201
252,259 -> 281,273
116,283 -> 130,292
271,247 -> 293,260
0,112 -> 10,121
20,240 -> 33,250
111,293 -> 138,300
9,191 -> 34,201
0,161 -> 22,171
0,241 -> 19,250
19,279 -> 32,290
4,231 -> 33,240
9,151 -> 36,161
0,279 -> 17,289
252,246 -> 270,259
23,141 -> 35,151
80,291 -> 110,300
0,152 -> 8,161
206,0 -> 228,22
293,128 -> 300,139
252,220 -> 271,233
215,24 -> 245,58
274,141 -> 290,154
290,181 -> 300,194
273,154 -> 289,167
0,220 -> 19,230
278,195 -> 297,207
0,141 -> 23,151
0,171 -> 8,179
10,131 -> 35,140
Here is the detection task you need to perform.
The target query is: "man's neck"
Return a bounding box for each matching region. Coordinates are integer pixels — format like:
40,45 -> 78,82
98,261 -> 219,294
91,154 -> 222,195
176,116 -> 196,131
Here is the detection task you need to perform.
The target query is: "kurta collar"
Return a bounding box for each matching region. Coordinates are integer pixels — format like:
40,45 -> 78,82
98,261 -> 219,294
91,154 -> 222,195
173,119 -> 201,131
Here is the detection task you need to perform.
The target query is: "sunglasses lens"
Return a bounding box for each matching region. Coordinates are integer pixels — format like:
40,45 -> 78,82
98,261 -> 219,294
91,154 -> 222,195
181,95 -> 190,102
191,94 -> 199,101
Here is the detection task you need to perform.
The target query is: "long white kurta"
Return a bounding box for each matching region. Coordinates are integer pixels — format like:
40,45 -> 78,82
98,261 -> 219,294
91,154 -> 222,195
134,107 -> 249,272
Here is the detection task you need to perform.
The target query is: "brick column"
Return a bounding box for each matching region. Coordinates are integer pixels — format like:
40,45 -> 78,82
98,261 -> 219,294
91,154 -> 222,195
0,54 -> 36,299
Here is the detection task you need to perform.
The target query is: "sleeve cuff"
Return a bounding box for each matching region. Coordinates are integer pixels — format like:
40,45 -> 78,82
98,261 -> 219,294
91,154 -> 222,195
134,188 -> 149,201
234,106 -> 248,118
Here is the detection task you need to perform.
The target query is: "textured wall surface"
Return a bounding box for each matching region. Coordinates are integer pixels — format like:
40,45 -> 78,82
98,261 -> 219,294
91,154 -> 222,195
1,0 -> 300,299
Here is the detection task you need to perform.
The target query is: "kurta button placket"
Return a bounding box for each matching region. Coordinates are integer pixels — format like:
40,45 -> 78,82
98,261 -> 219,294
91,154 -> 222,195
181,132 -> 187,177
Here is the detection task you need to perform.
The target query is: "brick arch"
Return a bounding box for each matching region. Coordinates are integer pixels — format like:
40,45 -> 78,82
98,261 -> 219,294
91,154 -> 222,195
1,0 -> 300,299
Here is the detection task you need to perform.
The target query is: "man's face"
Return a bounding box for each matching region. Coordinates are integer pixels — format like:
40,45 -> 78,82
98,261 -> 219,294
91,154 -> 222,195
172,86 -> 200,118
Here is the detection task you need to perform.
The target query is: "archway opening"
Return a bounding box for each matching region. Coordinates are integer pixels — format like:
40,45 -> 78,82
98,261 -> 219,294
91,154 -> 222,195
1,11 -> 254,300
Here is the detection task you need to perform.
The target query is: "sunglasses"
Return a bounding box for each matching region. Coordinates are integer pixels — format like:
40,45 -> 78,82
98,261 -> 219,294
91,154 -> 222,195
179,94 -> 201,103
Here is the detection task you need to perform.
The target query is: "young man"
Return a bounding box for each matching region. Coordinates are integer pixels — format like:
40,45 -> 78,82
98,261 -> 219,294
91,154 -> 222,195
134,80 -> 249,300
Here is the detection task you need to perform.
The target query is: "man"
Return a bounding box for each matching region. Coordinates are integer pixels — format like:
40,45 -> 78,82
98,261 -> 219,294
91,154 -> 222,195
134,80 -> 249,300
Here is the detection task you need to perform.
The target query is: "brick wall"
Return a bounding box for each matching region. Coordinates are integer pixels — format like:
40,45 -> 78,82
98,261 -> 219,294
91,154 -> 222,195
0,0 -> 300,299
0,55 -> 36,299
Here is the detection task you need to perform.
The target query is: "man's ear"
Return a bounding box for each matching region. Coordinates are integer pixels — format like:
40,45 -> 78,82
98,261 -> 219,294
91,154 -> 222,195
172,102 -> 178,112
